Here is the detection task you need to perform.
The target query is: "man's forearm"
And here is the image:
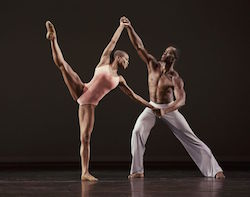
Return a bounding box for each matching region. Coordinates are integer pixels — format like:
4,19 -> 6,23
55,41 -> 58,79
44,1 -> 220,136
126,26 -> 144,50
162,99 -> 185,114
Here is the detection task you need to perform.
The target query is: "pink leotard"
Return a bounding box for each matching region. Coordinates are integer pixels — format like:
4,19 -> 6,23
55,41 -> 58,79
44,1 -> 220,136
77,65 -> 120,106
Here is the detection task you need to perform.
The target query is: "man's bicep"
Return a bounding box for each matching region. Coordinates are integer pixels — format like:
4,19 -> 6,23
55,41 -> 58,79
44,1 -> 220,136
137,48 -> 155,64
173,77 -> 184,89
173,77 -> 186,100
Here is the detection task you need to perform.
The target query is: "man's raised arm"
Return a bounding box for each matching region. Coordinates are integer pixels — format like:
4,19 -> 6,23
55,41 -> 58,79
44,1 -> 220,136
122,17 -> 155,64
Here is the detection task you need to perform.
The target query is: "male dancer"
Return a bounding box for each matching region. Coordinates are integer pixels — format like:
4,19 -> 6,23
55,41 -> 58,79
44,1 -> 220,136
122,17 -> 225,179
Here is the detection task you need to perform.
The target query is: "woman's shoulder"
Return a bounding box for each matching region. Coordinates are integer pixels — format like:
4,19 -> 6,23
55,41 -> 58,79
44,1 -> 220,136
95,64 -> 110,69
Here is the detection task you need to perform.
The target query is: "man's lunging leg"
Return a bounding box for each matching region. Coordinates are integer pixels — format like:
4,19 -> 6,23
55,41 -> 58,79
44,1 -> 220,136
161,110 -> 224,178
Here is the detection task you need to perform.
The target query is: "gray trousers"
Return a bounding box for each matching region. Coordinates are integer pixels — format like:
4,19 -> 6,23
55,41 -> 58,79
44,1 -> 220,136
130,102 -> 222,177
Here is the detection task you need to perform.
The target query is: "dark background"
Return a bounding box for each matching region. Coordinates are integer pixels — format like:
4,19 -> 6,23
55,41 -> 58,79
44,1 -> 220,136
0,0 -> 249,164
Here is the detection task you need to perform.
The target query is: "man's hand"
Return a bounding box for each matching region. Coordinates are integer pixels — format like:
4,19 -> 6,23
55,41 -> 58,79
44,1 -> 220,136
160,107 -> 174,116
152,107 -> 161,118
120,16 -> 131,28
160,108 -> 166,116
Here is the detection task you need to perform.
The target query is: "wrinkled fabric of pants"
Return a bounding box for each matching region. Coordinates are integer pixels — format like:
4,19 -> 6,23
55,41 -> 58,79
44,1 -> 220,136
130,102 -> 222,177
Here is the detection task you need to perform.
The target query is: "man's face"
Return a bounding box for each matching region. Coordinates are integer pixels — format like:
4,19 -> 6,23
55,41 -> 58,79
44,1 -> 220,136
161,47 -> 176,63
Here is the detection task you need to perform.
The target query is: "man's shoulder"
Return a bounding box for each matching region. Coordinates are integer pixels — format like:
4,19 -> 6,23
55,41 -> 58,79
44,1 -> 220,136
147,59 -> 160,70
170,69 -> 180,77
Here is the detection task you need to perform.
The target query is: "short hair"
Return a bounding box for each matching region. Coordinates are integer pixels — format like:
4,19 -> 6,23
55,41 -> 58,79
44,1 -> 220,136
114,50 -> 128,58
166,46 -> 178,59
110,50 -> 128,63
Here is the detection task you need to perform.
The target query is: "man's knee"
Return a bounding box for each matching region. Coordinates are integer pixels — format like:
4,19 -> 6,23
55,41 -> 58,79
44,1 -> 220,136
132,127 -> 141,136
133,117 -> 149,133
131,126 -> 149,149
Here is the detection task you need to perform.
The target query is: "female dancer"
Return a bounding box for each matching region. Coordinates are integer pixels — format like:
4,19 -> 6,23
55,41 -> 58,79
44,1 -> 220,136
46,18 -> 159,181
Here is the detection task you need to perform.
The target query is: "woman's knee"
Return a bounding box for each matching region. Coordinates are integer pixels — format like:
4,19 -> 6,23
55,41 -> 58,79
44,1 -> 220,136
81,134 -> 91,144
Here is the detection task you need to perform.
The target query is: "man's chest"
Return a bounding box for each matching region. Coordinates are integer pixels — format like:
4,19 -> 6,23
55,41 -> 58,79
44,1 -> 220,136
149,72 -> 174,88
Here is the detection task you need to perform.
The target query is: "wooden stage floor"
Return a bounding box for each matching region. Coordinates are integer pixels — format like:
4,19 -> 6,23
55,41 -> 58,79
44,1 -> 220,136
0,168 -> 250,196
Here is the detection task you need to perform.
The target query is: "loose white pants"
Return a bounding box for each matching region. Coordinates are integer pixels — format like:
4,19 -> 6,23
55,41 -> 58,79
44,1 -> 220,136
130,102 -> 223,177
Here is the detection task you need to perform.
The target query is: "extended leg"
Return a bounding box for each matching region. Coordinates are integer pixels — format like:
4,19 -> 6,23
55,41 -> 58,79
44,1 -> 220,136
79,104 -> 97,181
129,108 -> 156,178
161,110 -> 224,178
46,21 -> 84,100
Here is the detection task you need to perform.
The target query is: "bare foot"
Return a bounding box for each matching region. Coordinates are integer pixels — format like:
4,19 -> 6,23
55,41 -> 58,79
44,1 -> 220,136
128,173 -> 144,179
81,173 -> 98,182
45,21 -> 56,40
215,171 -> 225,179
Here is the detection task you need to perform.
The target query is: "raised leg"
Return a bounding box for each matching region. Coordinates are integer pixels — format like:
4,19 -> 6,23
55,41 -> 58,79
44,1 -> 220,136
129,108 -> 156,178
46,21 -> 84,101
78,104 -> 97,181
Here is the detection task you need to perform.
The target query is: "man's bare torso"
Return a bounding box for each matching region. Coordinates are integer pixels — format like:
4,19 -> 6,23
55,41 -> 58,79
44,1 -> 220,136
148,61 -> 179,104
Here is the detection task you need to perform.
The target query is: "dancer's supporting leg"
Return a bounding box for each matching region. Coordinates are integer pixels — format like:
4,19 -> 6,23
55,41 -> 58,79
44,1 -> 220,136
46,21 -> 97,181
79,104 -> 97,181
129,108 -> 156,179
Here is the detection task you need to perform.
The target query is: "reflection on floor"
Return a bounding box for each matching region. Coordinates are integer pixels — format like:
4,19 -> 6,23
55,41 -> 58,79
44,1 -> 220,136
0,169 -> 250,197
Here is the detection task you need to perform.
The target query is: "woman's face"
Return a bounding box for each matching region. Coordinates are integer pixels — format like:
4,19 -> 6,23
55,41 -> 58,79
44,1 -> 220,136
119,54 -> 129,69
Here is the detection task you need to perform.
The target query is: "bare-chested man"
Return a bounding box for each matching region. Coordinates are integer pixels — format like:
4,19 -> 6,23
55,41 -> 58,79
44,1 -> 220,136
123,17 -> 225,179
